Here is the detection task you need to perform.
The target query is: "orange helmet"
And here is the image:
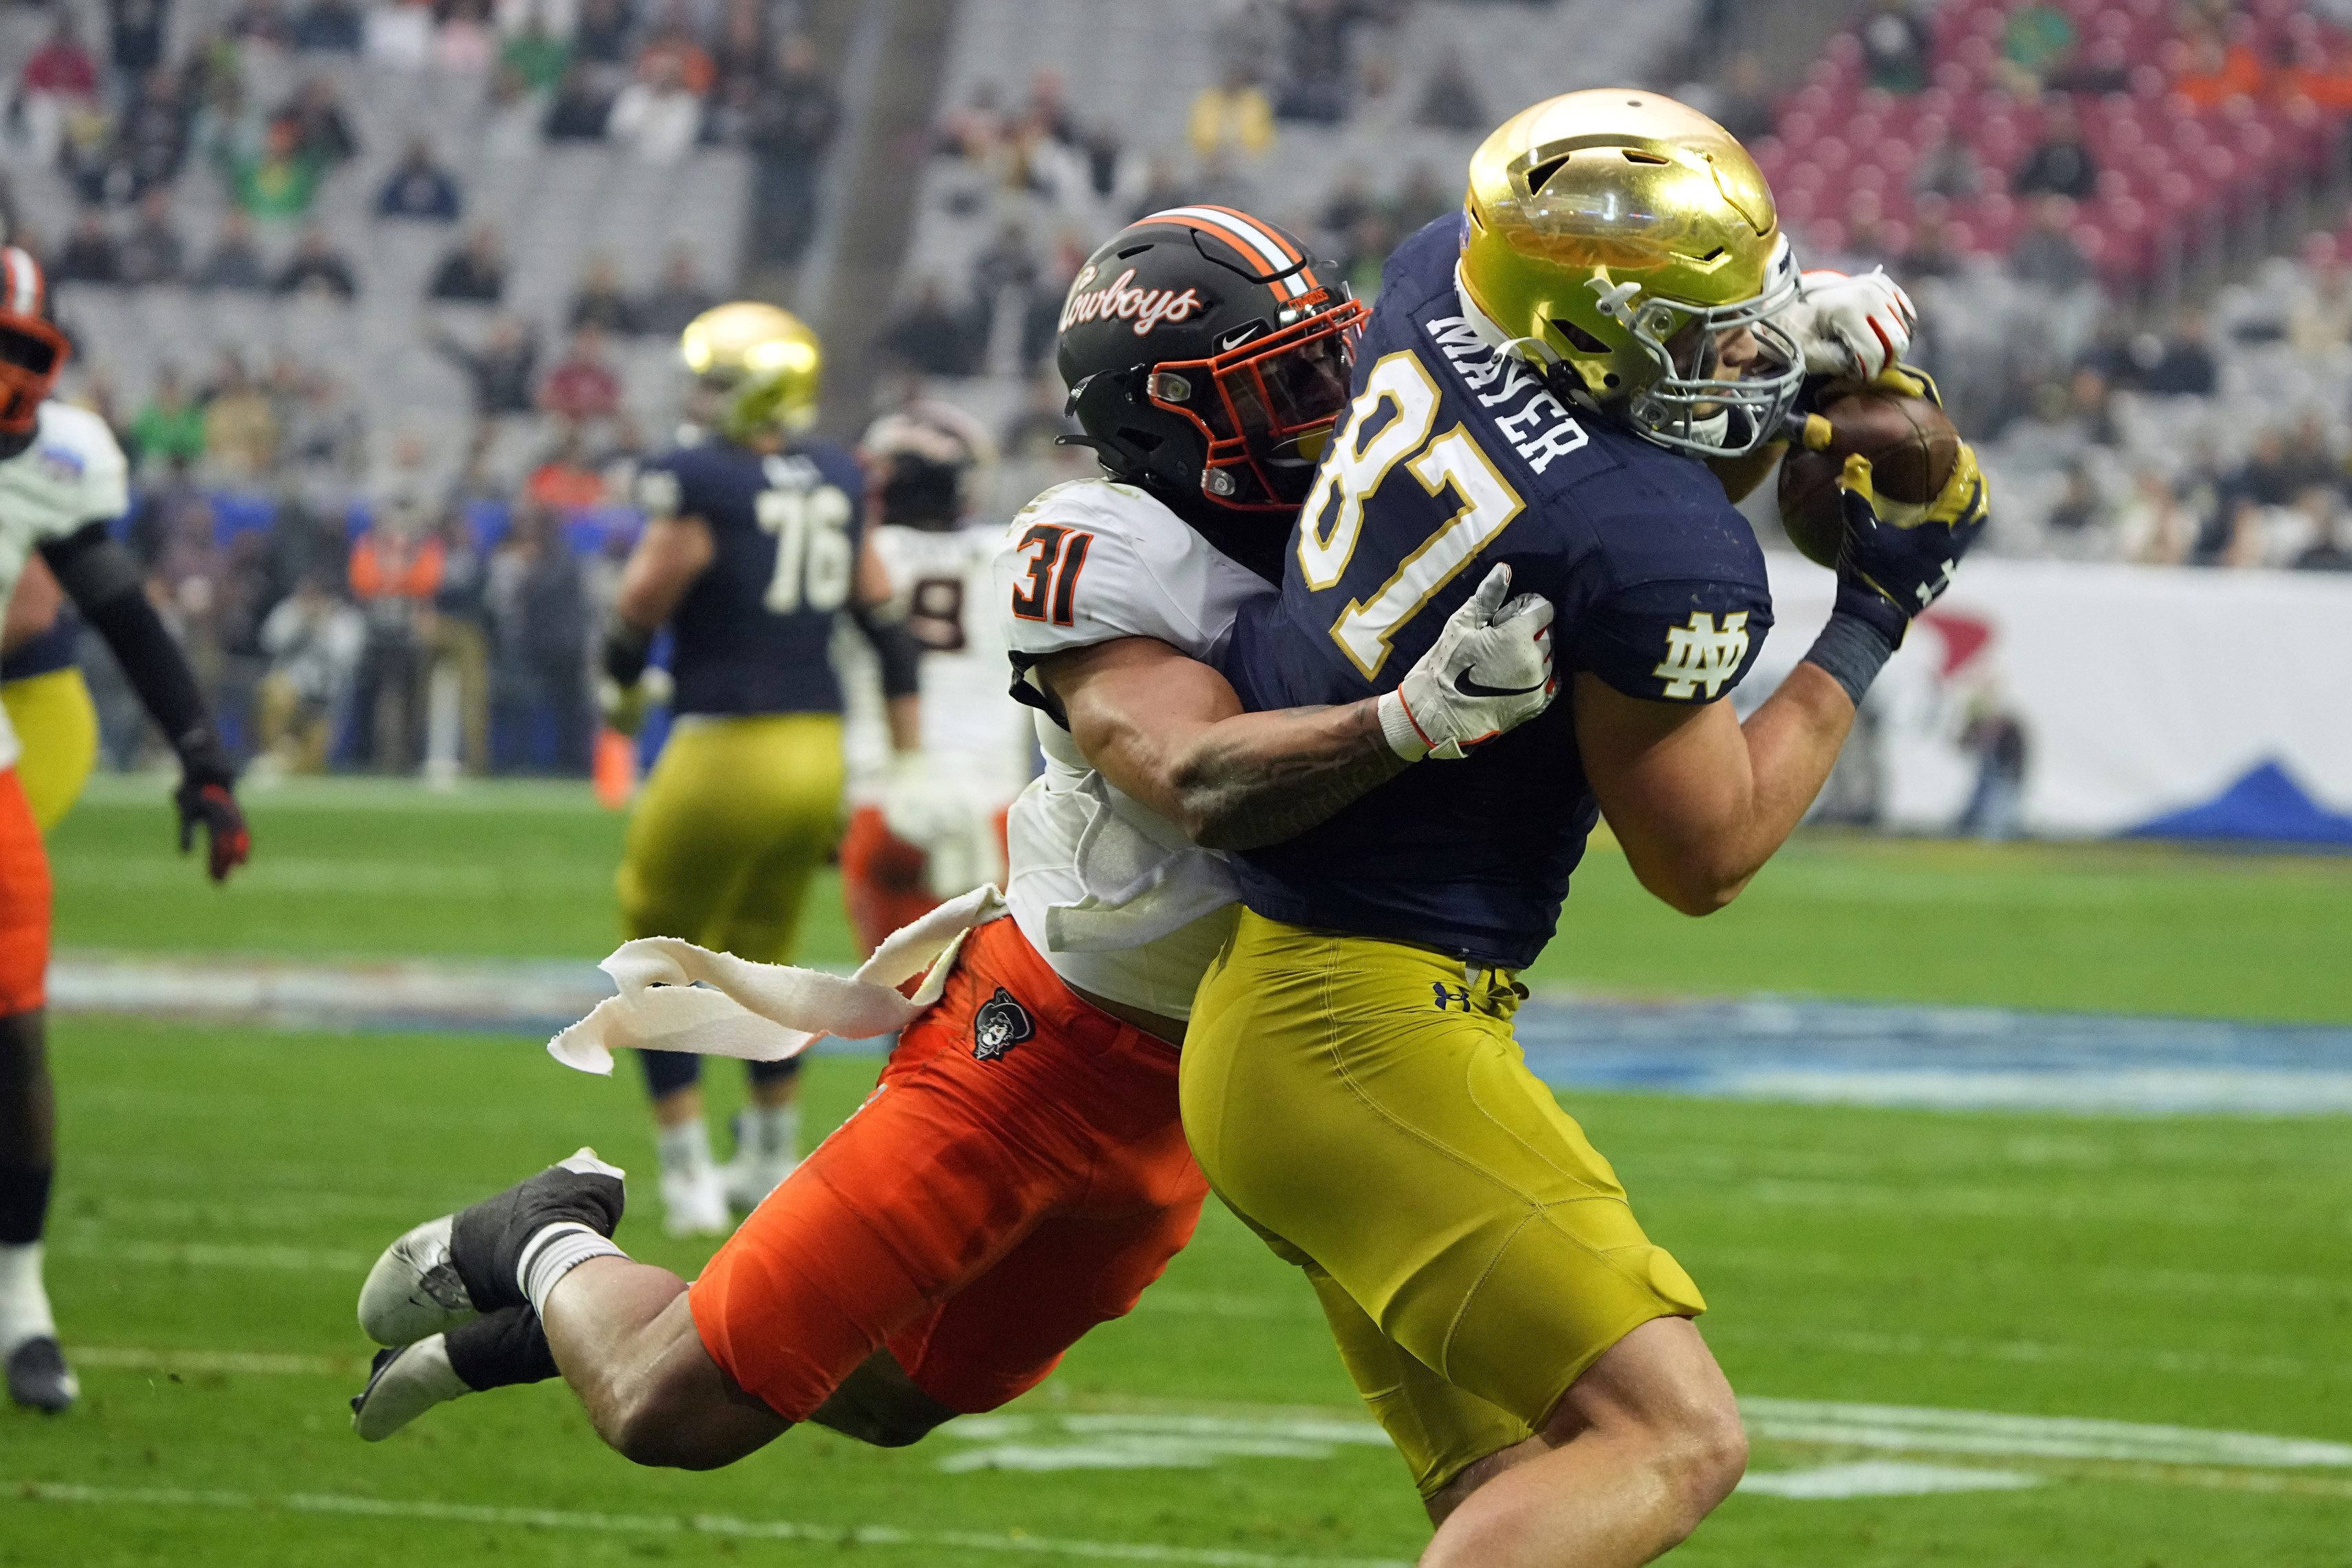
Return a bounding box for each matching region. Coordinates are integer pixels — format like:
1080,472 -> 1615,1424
0,247 -> 69,437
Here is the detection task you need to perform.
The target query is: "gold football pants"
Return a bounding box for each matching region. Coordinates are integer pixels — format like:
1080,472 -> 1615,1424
1181,909 -> 1705,1497
616,713 -> 846,962
2,668 -> 99,833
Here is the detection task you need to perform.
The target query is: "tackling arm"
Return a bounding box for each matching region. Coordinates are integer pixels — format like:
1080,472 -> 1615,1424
1041,562 -> 1558,851
1036,636 -> 1405,853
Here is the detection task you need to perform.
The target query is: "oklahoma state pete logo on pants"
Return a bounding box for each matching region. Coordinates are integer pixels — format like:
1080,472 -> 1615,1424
973,988 -> 1035,1060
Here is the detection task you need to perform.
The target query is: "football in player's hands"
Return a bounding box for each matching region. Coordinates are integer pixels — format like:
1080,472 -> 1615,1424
1776,389 -> 1961,568
1828,441 -> 1990,643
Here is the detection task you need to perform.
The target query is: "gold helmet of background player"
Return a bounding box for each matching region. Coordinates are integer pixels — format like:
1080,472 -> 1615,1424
679,301 -> 822,440
1456,89 -> 1805,457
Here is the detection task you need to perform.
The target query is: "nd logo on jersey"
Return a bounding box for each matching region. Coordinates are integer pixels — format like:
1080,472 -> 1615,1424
1652,611 -> 1750,700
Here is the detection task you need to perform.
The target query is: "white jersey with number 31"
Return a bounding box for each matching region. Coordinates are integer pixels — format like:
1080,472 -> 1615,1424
993,479 -> 1272,1019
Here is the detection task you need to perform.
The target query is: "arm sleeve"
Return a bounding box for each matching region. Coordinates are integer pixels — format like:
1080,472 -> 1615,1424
844,600 -> 922,700
41,526 -> 222,772
1572,576 -> 1775,705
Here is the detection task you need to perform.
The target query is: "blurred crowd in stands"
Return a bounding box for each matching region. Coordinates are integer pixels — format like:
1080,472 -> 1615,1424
0,0 -> 844,779
892,0 -> 2352,580
19,0 -> 2352,788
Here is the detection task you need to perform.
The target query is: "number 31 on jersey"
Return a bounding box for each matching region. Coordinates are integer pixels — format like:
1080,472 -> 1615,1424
1297,351 -> 1525,679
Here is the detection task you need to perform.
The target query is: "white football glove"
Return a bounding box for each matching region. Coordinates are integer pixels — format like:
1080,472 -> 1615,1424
1378,564 -> 1556,761
596,665 -> 673,737
1789,267 -> 1917,380
879,751 -> 960,851
879,752 -> 1000,899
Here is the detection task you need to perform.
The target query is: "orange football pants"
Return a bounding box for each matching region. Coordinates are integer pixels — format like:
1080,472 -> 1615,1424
0,769 -> 49,1015
689,914 -> 1206,1420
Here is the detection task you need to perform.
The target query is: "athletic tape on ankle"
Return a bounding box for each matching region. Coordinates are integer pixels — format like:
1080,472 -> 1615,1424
516,1223 -> 625,1318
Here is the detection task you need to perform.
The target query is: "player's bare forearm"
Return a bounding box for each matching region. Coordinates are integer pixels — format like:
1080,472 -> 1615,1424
1167,699 -> 1405,850
1575,662 -> 1854,916
1037,638 -> 1407,852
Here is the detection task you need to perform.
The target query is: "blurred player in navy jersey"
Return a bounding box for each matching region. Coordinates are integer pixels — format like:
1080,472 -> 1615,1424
595,302 -> 926,1235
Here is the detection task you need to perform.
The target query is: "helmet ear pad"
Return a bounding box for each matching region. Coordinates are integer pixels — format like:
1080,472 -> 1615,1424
1066,366 -> 1212,494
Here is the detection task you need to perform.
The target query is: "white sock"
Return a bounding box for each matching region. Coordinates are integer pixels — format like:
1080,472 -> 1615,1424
656,1118 -> 715,1174
739,1103 -> 800,1162
0,1241 -> 56,1353
515,1223 -> 627,1317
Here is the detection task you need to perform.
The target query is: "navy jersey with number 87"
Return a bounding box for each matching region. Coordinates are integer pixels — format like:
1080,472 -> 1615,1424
1221,218 -> 1777,969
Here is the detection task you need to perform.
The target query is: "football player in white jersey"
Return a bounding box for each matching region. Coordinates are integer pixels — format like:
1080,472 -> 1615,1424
0,246 -> 251,1411
348,208 -> 1556,1464
836,400 -> 1029,955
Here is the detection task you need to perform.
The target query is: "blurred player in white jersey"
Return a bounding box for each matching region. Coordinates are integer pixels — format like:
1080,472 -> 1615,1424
0,246 -> 250,1413
835,400 -> 1029,954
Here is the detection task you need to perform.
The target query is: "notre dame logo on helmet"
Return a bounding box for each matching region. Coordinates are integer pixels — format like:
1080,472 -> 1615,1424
972,988 -> 1035,1061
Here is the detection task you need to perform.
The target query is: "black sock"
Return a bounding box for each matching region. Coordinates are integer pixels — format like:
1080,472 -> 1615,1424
443,1304 -> 560,1391
0,1163 -> 51,1246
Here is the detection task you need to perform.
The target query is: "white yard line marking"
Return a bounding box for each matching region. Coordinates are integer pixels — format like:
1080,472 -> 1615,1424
1721,1325 -> 2327,1383
1737,1462 -> 2042,1499
73,1346 -> 352,1376
1738,1399 -> 2352,1469
54,1239 -> 373,1273
1,1480 -> 1414,1567
938,1414 -> 1394,1474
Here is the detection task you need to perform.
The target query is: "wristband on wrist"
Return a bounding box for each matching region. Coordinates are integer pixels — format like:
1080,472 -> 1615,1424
1375,689 -> 1432,762
1801,608 -> 1900,708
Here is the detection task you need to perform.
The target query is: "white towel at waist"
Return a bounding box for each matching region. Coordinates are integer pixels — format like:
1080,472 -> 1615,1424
547,885 -> 1008,1074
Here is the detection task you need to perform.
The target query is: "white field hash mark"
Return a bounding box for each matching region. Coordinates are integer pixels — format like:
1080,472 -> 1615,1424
1,1481 -> 1414,1568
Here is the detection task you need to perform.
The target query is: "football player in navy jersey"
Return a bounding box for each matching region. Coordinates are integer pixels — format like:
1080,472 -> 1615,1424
596,303 -> 927,1236
1175,93 -> 1989,1565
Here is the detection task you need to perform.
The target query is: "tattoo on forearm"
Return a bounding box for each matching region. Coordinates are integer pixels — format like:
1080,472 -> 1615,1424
1172,703 -> 1409,851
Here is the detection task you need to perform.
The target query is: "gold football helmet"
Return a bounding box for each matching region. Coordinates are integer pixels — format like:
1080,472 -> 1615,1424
1457,89 -> 1803,457
679,301 -> 822,440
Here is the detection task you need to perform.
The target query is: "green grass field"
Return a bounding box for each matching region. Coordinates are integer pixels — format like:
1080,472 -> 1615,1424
8,780 -> 2352,1567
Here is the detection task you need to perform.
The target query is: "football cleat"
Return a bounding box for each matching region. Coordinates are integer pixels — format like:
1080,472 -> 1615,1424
6,1335 -> 78,1413
660,1154 -> 730,1237
358,1149 -> 626,1346
356,1214 -> 470,1347
351,1335 -> 470,1441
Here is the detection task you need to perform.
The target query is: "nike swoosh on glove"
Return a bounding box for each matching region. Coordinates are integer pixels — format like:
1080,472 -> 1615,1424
1792,268 -> 1918,381
1379,563 -> 1558,761
1832,441 -> 1992,647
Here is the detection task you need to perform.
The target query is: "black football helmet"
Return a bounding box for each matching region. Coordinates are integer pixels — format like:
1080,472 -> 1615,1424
1057,206 -> 1365,514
